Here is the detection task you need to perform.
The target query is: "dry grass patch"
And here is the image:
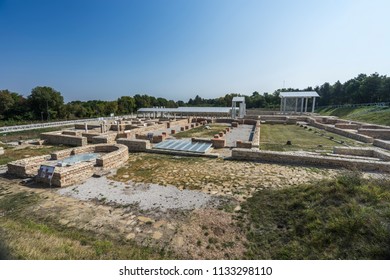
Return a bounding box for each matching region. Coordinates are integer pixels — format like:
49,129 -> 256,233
171,209 -> 246,259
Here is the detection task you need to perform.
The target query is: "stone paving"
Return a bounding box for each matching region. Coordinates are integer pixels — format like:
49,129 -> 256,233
225,124 -> 253,147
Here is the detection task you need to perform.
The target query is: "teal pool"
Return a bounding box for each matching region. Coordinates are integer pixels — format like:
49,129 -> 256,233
58,153 -> 99,166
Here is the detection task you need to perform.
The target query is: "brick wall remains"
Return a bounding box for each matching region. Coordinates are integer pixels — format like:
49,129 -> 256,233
7,155 -> 51,178
92,133 -> 117,144
236,140 -> 252,148
357,129 -> 390,140
82,132 -> 102,143
373,139 -> 390,151
117,138 -> 151,152
335,123 -> 360,130
95,144 -> 128,169
41,132 -> 87,146
212,138 -> 225,148
231,148 -> 390,172
38,161 -> 95,187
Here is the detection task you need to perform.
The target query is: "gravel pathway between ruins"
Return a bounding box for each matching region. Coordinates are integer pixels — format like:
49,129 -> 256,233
57,176 -> 218,211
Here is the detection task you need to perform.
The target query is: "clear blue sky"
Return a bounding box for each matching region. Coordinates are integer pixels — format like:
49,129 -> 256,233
1,0 -> 389,102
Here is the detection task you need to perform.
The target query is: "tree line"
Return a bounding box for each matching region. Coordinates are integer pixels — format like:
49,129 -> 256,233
1,73 -> 389,122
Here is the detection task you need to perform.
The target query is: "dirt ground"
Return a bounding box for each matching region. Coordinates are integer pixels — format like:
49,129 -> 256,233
0,153 -> 339,259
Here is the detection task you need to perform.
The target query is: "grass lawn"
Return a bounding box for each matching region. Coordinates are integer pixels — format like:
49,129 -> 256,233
0,125 -> 73,143
239,172 -> 390,259
174,124 -> 228,139
260,124 -> 368,152
0,192 -> 169,260
317,106 -> 390,126
0,145 -> 65,165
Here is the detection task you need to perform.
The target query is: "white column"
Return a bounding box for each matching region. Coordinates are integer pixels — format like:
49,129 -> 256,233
295,98 -> 298,112
312,97 -> 316,112
283,98 -> 287,114
305,98 -> 308,112
280,98 -> 283,112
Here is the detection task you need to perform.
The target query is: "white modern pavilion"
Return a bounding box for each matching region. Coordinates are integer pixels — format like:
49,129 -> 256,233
279,91 -> 319,114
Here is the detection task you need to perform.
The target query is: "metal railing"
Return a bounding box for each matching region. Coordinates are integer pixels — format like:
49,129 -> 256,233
317,102 -> 390,109
0,115 -> 133,134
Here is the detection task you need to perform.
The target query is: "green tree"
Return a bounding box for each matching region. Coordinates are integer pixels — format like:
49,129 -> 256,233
0,90 -> 15,119
117,96 -> 136,114
28,86 -> 64,120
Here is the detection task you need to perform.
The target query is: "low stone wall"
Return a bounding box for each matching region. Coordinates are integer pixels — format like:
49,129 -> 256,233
211,138 -> 225,148
333,146 -> 390,161
126,123 -> 167,138
191,137 -> 212,143
117,138 -> 151,152
251,121 -> 260,148
62,130 -> 80,136
0,147 -> 4,155
231,148 -> 390,173
236,140 -> 252,148
373,139 -> 390,151
96,144 -> 128,169
38,162 -> 95,187
214,118 -> 234,124
335,123 -> 359,130
357,129 -> 390,140
333,146 -> 374,157
74,124 -> 101,130
7,155 -> 51,178
306,119 -> 374,143
82,132 -> 102,143
92,133 -> 117,144
170,118 -> 191,126
260,115 -> 287,121
8,144 -> 128,186
41,132 -> 87,146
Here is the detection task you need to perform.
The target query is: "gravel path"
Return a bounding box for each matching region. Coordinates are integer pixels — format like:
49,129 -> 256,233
58,176 -> 217,211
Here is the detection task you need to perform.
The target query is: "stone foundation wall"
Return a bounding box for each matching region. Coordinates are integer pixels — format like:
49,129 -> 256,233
62,130 -> 80,136
357,129 -> 390,140
231,148 -> 390,173
74,124 -> 101,130
306,118 -> 374,143
373,139 -> 390,151
7,155 -> 51,178
117,138 -> 151,152
8,144 -> 128,186
251,121 -> 260,148
38,162 -> 95,187
170,118 -> 191,126
191,137 -> 212,143
126,123 -> 167,138
92,133 -> 117,144
236,140 -> 252,148
82,132 -> 102,143
335,123 -> 359,130
211,138 -> 225,148
333,146 -> 374,158
333,146 -> 390,161
41,132 -> 87,146
96,144 -> 128,169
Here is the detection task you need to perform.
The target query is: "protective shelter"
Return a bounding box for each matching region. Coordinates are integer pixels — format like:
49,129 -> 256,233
279,91 -> 319,114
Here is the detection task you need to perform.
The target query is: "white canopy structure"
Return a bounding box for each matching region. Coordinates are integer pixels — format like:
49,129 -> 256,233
232,97 -> 246,119
137,97 -> 247,119
279,91 -> 319,114
137,107 -> 234,118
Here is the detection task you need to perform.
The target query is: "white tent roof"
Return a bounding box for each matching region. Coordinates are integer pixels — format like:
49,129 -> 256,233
279,91 -> 319,98
137,107 -> 233,114
232,97 -> 245,102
